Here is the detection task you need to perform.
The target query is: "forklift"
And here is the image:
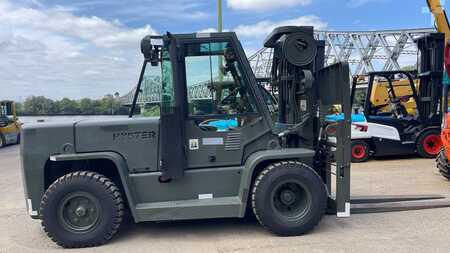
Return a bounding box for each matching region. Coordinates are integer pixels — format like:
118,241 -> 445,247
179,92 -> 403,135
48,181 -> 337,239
426,0 -> 450,179
0,100 -> 20,148
350,33 -> 444,162
20,26 -> 450,248
437,64 -> 450,178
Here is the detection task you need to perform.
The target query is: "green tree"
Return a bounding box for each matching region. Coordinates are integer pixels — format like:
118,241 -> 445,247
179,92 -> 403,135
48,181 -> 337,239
142,105 -> 160,117
79,98 -> 94,115
15,102 -> 24,115
57,98 -> 80,114
23,96 -> 55,114
99,94 -> 116,115
20,95 -> 129,115
401,65 -> 417,71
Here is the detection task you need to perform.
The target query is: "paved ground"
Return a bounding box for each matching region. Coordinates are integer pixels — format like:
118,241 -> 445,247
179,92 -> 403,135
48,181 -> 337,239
2,145 -> 450,252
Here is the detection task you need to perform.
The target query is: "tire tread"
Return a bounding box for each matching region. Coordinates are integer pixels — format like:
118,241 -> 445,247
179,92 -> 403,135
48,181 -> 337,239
251,161 -> 326,236
40,171 -> 124,248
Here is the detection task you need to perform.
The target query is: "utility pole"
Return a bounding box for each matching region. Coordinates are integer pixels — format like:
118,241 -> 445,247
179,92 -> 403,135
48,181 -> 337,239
217,0 -> 224,81
217,0 -> 223,33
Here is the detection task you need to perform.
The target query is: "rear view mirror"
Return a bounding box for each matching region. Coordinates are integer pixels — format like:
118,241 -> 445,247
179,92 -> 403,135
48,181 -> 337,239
224,47 -> 236,63
140,36 -> 153,58
140,35 -> 162,66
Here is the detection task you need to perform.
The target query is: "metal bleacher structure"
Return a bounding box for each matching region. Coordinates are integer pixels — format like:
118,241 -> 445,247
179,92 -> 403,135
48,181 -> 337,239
119,28 -> 435,105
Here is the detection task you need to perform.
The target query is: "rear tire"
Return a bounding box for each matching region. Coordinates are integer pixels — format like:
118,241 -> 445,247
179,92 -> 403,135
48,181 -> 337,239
40,171 -> 124,248
16,133 -> 20,144
417,130 -> 442,158
351,140 -> 370,163
251,161 -> 327,236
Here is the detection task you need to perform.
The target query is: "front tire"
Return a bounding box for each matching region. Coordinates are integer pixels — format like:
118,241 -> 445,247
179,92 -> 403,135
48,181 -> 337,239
251,161 -> 327,236
417,130 -> 442,158
40,171 -> 124,248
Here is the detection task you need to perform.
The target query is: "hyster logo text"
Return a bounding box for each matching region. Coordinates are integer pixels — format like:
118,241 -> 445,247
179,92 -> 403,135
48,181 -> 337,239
113,131 -> 156,141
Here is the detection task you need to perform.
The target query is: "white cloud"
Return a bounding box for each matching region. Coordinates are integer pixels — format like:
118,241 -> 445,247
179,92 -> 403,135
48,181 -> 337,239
198,28 -> 218,33
347,0 -> 389,8
197,27 -> 232,33
0,0 -> 157,100
1,0 -> 329,100
0,6 -> 157,48
234,15 -> 328,38
198,15 -> 328,56
227,0 -> 312,11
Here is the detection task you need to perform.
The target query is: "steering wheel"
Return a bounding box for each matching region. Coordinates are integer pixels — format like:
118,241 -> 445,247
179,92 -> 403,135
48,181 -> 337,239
398,95 -> 413,103
390,99 -> 408,118
220,87 -> 239,104
369,103 -> 389,115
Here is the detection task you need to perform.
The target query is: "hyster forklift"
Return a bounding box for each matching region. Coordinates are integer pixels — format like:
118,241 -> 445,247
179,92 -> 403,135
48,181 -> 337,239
349,33 -> 445,162
20,27 -> 450,248
0,100 -> 20,148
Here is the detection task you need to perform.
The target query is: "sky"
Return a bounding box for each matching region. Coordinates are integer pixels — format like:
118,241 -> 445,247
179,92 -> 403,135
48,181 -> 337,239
0,0 -> 447,101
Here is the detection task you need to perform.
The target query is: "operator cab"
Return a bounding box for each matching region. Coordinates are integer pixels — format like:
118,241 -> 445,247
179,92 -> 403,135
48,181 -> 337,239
131,32 -> 279,180
356,71 -> 420,134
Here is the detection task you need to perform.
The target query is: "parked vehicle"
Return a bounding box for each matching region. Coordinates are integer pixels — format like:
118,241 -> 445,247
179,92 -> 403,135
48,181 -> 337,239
350,33 -> 444,162
0,101 -> 20,148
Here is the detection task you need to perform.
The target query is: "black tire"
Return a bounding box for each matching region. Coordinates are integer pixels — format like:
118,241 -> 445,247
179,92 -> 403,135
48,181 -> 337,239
351,140 -> 370,163
437,148 -> 450,180
251,161 -> 327,236
40,171 -> 124,248
16,133 -> 20,144
417,129 -> 442,158
0,133 -> 5,148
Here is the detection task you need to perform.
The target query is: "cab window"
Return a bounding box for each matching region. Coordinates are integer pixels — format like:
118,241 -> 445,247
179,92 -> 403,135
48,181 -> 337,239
183,41 -> 259,131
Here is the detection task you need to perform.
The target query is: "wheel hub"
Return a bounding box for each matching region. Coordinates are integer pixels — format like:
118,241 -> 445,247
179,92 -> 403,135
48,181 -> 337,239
352,144 -> 366,159
280,190 -> 296,205
272,181 -> 311,220
423,134 -> 442,155
58,192 -> 101,232
75,206 -> 87,217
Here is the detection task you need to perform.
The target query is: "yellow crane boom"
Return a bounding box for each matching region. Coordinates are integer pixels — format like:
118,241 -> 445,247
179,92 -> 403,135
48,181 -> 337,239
427,0 -> 450,43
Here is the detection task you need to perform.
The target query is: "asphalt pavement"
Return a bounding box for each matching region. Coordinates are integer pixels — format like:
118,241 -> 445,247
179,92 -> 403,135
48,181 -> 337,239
2,145 -> 450,252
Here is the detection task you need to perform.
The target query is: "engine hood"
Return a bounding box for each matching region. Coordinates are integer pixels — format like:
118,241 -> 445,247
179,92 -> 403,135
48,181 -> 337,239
74,117 -> 159,149
75,117 -> 160,173
22,121 -> 77,155
22,117 -> 161,174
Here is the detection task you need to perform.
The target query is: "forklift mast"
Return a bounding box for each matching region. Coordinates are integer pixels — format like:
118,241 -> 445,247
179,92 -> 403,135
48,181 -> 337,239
264,26 -> 351,215
416,33 -> 445,125
264,26 -> 325,149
